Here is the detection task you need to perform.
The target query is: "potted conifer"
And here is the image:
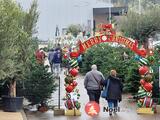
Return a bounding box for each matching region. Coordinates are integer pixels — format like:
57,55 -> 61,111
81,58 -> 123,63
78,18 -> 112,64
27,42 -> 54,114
25,63 -> 57,112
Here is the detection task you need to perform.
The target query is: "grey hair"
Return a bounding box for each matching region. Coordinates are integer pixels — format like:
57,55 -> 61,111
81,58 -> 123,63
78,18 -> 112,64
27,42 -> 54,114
91,64 -> 97,70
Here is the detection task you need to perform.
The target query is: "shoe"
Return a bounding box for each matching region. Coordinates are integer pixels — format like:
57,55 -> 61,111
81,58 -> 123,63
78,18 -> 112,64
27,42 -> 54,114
109,112 -> 112,116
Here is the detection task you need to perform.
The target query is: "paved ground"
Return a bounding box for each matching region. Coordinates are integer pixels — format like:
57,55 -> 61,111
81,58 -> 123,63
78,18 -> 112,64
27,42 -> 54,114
25,70 -> 160,120
24,58 -> 160,120
0,110 -> 24,120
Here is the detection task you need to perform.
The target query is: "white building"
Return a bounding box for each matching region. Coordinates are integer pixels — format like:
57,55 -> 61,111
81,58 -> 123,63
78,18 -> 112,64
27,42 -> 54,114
16,0 -> 112,40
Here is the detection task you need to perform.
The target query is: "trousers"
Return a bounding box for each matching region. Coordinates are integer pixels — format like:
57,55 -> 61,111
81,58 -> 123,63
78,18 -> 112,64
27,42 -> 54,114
87,90 -> 101,104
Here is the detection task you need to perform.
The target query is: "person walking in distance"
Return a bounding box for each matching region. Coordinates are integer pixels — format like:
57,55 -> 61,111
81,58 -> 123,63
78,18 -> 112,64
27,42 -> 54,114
102,70 -> 123,116
52,48 -> 62,77
35,48 -> 45,64
48,48 -> 55,73
84,64 -> 105,104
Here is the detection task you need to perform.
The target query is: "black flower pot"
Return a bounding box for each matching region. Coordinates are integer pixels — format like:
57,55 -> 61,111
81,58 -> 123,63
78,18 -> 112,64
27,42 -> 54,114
2,95 -> 23,112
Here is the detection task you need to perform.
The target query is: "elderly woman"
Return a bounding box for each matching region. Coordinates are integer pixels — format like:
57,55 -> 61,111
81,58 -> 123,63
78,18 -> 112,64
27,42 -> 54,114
103,70 -> 123,116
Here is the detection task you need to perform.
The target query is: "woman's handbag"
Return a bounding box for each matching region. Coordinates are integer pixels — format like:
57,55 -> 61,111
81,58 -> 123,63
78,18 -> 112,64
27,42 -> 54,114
101,79 -> 110,98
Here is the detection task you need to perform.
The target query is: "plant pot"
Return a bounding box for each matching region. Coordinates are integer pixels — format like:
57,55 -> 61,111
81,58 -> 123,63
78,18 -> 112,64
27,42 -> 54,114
2,95 -> 23,112
38,106 -> 48,112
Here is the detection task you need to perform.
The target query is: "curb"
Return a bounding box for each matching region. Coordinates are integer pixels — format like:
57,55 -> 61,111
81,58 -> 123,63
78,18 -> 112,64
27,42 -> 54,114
21,110 -> 28,120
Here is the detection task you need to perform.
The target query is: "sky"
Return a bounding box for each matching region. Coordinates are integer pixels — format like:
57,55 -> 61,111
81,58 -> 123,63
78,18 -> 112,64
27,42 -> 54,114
16,0 -> 112,40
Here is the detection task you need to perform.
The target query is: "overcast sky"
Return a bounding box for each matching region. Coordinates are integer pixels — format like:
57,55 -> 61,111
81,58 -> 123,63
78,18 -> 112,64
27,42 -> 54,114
16,0 -> 112,40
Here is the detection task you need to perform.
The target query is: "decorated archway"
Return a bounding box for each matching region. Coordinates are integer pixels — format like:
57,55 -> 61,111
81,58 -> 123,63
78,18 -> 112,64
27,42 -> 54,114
63,24 -> 155,115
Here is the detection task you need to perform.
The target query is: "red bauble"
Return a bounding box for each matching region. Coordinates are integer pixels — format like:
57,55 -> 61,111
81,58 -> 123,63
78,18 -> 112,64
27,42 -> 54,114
65,85 -> 74,93
72,81 -> 78,87
70,52 -> 79,58
140,79 -> 146,85
139,66 -> 149,75
69,68 -> 79,77
63,54 -> 68,59
65,100 -> 73,109
143,82 -> 153,92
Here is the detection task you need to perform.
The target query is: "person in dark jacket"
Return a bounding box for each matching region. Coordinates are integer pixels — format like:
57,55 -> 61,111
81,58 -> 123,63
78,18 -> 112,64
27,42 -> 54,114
103,70 -> 123,116
84,64 -> 105,104
52,49 -> 62,76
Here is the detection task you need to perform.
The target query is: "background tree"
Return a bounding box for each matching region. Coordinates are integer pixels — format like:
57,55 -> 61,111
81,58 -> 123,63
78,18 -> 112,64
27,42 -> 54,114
0,0 -> 39,97
119,6 -> 160,47
66,24 -> 82,37
123,60 -> 140,93
23,0 -> 39,36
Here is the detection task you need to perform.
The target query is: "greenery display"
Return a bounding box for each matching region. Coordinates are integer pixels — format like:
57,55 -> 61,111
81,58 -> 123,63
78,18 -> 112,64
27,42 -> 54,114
81,43 -> 141,93
151,46 -> 160,98
123,60 -> 141,93
119,3 -> 160,46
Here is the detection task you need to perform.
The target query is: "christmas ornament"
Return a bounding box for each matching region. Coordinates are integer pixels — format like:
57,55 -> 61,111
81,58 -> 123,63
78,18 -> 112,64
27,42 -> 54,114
147,56 -> 155,64
139,66 -> 149,75
143,97 -> 153,108
149,67 -> 153,74
64,75 -> 74,84
139,58 -> 149,66
65,85 -> 74,93
69,68 -> 79,77
70,52 -> 79,58
63,54 -> 68,59
140,79 -> 146,85
144,74 -> 152,82
72,81 -> 78,87
143,82 -> 152,92
146,92 -> 152,97
137,99 -> 144,107
65,100 -> 73,109
134,55 -> 141,61
74,101 -> 81,109
69,59 -> 78,68
137,87 -> 148,98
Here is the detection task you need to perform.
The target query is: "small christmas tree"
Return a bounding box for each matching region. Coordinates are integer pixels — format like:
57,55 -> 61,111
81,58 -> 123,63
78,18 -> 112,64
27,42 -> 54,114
124,60 -> 141,93
25,63 -> 57,108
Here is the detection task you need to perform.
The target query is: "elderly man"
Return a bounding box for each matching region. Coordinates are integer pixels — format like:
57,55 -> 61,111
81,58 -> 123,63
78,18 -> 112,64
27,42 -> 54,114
84,64 -> 105,104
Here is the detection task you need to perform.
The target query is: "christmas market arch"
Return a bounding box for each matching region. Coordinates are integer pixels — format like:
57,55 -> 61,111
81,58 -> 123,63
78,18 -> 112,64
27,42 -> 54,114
63,24 -> 155,115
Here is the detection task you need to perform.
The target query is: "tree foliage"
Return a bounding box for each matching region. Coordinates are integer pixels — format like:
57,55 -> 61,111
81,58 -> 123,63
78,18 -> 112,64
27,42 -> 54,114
25,62 -> 57,105
66,24 -> 82,37
0,0 -> 39,97
119,2 -> 160,44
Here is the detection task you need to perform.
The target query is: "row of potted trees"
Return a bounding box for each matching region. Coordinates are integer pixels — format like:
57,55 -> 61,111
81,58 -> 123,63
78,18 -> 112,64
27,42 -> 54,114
0,0 -> 57,112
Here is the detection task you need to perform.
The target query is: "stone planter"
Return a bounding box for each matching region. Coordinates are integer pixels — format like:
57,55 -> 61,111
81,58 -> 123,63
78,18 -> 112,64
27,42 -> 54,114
2,95 -> 23,112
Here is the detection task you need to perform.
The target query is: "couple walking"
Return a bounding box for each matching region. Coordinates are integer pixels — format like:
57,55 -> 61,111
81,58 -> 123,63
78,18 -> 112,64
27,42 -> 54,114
84,64 -> 123,116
